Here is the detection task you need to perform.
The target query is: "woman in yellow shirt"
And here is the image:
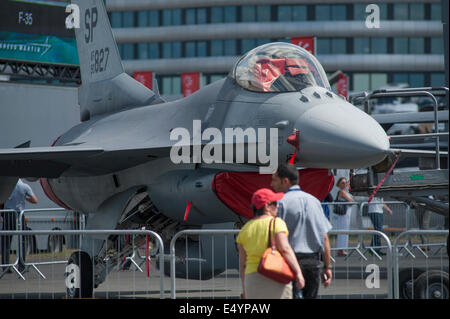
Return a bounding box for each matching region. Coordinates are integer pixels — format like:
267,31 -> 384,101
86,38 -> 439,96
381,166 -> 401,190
236,188 -> 305,299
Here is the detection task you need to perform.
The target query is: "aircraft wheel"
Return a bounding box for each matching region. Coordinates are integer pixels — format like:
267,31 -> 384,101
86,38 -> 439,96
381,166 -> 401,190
414,270 -> 449,299
48,234 -> 64,253
65,251 -> 93,299
398,268 -> 424,299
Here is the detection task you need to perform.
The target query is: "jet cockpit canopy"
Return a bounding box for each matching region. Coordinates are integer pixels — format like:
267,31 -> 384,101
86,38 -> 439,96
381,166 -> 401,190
232,42 -> 330,93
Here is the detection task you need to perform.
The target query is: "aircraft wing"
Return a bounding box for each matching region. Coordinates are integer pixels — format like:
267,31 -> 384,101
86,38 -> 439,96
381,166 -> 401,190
0,145 -> 171,178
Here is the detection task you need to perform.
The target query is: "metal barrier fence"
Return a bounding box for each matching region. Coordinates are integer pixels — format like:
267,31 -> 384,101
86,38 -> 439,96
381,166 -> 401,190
169,228 -> 395,299
1,227 -> 448,299
170,229 -> 241,299
326,229 -> 393,299
0,229 -> 165,299
1,208 -> 85,280
0,210 -> 24,280
393,230 -> 449,299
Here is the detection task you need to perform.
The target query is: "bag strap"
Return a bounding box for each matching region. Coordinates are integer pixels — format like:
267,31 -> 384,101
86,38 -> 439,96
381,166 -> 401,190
267,217 -> 276,250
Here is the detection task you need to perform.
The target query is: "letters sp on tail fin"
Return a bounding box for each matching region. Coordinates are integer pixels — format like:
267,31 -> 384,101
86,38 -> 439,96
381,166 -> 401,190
70,0 -> 163,121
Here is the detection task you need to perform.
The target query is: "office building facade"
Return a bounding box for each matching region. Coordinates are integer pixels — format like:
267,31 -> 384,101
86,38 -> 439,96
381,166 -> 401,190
105,0 -> 445,99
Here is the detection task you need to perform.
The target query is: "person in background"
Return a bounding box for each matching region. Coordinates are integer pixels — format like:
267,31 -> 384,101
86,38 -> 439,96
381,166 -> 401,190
1,179 -> 38,274
271,164 -> 332,299
236,188 -> 305,299
335,177 -> 354,257
367,197 -> 393,256
414,195 -> 435,251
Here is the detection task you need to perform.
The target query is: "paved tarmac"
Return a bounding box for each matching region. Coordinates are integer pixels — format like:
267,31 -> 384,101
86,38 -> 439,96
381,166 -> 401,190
0,246 -> 447,299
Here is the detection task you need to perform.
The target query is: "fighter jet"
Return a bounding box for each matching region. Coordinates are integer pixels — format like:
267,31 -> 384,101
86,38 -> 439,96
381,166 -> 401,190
0,0 -> 390,298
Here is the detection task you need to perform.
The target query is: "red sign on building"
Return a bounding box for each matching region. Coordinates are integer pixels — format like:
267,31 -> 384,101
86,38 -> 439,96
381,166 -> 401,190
181,72 -> 200,97
133,71 -> 153,90
336,73 -> 348,99
291,36 -> 316,55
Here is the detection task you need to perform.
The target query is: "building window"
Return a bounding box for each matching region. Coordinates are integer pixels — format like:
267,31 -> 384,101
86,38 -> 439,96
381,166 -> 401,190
172,42 -> 182,58
256,5 -> 271,22
122,44 -> 135,60
430,4 -> 442,20
354,38 -> 370,54
211,7 -> 224,23
409,38 -> 425,54
392,73 -> 426,88
211,40 -> 224,56
292,5 -> 307,21
317,38 -> 330,54
161,76 -> 181,95
137,43 -> 148,59
409,4 -> 425,20
352,73 -> 388,91
393,4 -> 409,20
110,12 -> 122,27
331,38 -> 346,54
241,6 -> 256,22
371,73 -> 388,90
162,42 -> 171,58
241,39 -> 256,54
197,8 -> 207,24
197,41 -> 207,57
162,9 -> 180,26
392,73 -> 409,85
185,8 -> 196,24
149,10 -> 159,27
353,73 -> 370,92
184,42 -> 196,57
430,73 -> 445,87
137,11 -> 148,27
371,38 -> 387,54
123,11 -> 135,27
409,73 -> 425,87
430,37 -> 444,54
331,5 -> 346,20
393,38 -> 408,54
278,5 -> 291,21
315,5 -> 330,21
224,39 -> 237,56
149,43 -> 159,59
278,5 -> 307,21
224,6 -> 237,22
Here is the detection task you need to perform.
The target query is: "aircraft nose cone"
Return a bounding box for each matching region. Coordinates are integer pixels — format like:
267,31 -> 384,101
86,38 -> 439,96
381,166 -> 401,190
295,101 -> 389,168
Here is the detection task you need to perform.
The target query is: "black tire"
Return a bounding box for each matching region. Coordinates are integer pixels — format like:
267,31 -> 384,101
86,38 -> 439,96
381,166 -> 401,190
24,234 -> 36,256
65,251 -> 93,299
48,234 -> 64,253
413,270 -> 449,299
398,268 -> 424,299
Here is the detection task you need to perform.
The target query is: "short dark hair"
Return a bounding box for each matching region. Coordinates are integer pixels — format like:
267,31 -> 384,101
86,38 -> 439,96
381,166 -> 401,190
251,205 -> 265,217
276,163 -> 298,185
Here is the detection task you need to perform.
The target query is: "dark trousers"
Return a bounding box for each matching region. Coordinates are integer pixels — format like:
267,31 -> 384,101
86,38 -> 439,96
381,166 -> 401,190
293,253 -> 321,299
1,211 -> 17,265
368,213 -> 383,250
1,212 -> 26,267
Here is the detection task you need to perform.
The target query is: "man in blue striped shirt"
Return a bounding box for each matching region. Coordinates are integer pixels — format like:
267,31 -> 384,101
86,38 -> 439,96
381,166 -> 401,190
271,164 -> 332,299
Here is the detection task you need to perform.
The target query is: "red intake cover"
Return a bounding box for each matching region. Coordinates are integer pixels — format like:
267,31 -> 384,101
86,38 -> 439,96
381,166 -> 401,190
212,169 -> 334,219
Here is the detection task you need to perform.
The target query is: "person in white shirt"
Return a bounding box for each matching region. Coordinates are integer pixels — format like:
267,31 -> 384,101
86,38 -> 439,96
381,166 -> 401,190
367,197 -> 392,255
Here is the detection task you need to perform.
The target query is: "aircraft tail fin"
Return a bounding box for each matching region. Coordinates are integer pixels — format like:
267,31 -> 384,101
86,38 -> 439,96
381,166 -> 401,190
70,0 -> 163,121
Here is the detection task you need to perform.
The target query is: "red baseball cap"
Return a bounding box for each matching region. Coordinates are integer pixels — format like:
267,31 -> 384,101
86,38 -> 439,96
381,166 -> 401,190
251,188 -> 284,210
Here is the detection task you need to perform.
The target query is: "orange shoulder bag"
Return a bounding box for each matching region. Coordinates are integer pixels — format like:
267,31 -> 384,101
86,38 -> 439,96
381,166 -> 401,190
257,217 -> 295,284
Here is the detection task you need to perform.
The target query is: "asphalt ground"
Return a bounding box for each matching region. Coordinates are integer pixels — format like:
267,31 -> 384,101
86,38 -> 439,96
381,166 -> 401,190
0,246 -> 447,299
